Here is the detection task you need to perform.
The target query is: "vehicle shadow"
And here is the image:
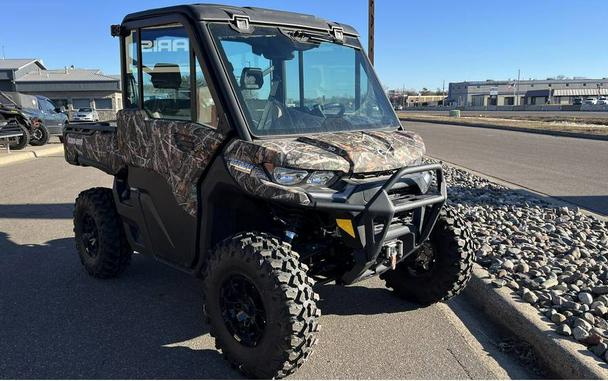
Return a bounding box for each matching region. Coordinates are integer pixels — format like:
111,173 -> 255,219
316,282 -> 422,316
0,231 -> 241,379
0,203 -> 74,219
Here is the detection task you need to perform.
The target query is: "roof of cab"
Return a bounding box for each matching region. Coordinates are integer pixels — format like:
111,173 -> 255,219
122,3 -> 358,36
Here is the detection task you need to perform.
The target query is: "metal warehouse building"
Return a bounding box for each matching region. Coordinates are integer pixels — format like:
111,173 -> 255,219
0,58 -> 121,120
447,78 -> 608,107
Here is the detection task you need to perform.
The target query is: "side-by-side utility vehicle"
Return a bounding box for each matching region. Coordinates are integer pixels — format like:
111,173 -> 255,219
63,4 -> 472,378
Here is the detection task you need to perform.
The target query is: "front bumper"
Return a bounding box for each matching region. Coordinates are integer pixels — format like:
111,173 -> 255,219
307,163 -> 446,284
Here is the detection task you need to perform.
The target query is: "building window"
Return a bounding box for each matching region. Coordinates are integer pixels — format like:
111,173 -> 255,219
566,83 -> 569,87
94,98 -> 113,110
583,83 -> 587,86
72,98 -> 91,109
548,84 -> 552,87
531,84 -> 534,87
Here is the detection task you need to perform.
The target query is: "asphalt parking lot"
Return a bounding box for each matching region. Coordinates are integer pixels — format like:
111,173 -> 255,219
0,154 -> 537,379
405,121 -> 608,215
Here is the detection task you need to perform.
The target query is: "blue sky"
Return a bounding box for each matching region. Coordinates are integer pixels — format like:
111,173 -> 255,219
1,0 -> 607,90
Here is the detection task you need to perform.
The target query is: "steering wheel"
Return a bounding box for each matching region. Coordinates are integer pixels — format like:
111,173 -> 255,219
322,103 -> 345,117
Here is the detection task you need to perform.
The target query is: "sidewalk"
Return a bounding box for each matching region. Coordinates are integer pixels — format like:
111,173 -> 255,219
0,139 -> 64,167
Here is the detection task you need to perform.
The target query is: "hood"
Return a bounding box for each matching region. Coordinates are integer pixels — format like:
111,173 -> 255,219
225,130 -> 425,174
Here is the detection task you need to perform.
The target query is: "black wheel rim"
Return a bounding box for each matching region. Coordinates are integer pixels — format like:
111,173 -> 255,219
407,241 -> 437,276
32,128 -> 43,141
81,214 -> 99,258
219,274 -> 267,347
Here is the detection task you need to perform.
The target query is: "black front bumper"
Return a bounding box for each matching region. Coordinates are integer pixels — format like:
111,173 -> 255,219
307,163 -> 447,284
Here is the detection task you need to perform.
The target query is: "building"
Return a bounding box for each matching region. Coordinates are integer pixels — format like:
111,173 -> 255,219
0,58 -> 121,120
387,90 -> 446,108
447,78 -> 608,107
405,95 -> 446,107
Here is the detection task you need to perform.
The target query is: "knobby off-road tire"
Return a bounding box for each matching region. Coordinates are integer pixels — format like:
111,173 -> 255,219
203,232 -> 320,379
381,213 -> 473,305
29,124 -> 49,146
73,187 -> 132,278
8,123 -> 30,150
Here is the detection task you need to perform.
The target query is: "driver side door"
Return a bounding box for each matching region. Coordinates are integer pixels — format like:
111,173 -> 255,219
119,22 -> 227,268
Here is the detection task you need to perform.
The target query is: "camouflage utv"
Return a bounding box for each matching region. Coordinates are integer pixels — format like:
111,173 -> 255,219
64,4 -> 472,378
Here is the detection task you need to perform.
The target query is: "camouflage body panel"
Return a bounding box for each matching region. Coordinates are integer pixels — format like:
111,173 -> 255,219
225,130 -> 424,174
224,139 -> 350,172
64,109 -> 225,216
64,131 -> 124,174
223,129 -> 425,205
116,110 -> 224,215
302,130 -> 426,173
226,163 -> 311,205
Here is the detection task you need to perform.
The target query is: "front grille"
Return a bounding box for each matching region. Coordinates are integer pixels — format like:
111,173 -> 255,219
351,169 -> 397,180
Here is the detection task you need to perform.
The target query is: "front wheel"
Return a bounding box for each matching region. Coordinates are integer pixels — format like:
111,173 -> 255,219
381,214 -> 473,305
203,232 -> 320,379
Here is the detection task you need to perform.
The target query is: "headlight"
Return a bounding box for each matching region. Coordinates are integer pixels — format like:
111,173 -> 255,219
272,167 -> 309,186
306,171 -> 335,186
269,167 -> 337,186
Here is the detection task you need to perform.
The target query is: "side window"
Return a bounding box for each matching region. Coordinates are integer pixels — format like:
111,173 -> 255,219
141,24 -> 191,121
124,30 -> 139,108
39,99 -> 55,112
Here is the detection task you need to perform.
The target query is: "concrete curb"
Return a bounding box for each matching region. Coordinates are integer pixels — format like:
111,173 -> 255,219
0,144 -> 64,167
435,157 -> 608,378
400,116 -> 608,142
466,265 -> 608,379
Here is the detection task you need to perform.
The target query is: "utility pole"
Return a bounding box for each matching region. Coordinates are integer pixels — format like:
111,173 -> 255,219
515,69 -> 521,106
368,0 -> 375,65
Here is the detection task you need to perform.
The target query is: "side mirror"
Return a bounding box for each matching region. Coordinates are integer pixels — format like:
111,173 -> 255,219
240,67 -> 264,90
150,63 -> 182,89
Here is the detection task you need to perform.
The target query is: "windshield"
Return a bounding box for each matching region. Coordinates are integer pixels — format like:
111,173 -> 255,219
209,24 -> 400,136
79,108 -> 92,112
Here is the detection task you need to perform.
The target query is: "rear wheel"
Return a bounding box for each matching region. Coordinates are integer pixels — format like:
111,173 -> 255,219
381,214 -> 473,305
8,123 -> 30,150
203,232 -> 320,379
73,187 -> 131,278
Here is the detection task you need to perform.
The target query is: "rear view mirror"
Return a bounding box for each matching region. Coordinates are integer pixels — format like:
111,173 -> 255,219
240,67 -> 264,90
150,63 -> 182,89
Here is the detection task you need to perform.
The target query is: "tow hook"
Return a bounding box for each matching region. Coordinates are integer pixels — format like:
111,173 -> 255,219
382,240 -> 404,270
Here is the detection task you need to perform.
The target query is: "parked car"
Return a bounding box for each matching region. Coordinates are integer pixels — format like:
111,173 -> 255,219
71,107 -> 100,122
0,91 -> 68,146
597,97 -> 608,105
585,97 -> 598,105
573,97 -> 583,106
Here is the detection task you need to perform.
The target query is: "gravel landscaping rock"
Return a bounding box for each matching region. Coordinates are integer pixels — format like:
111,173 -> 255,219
557,324 -> 572,336
436,161 -> 608,361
